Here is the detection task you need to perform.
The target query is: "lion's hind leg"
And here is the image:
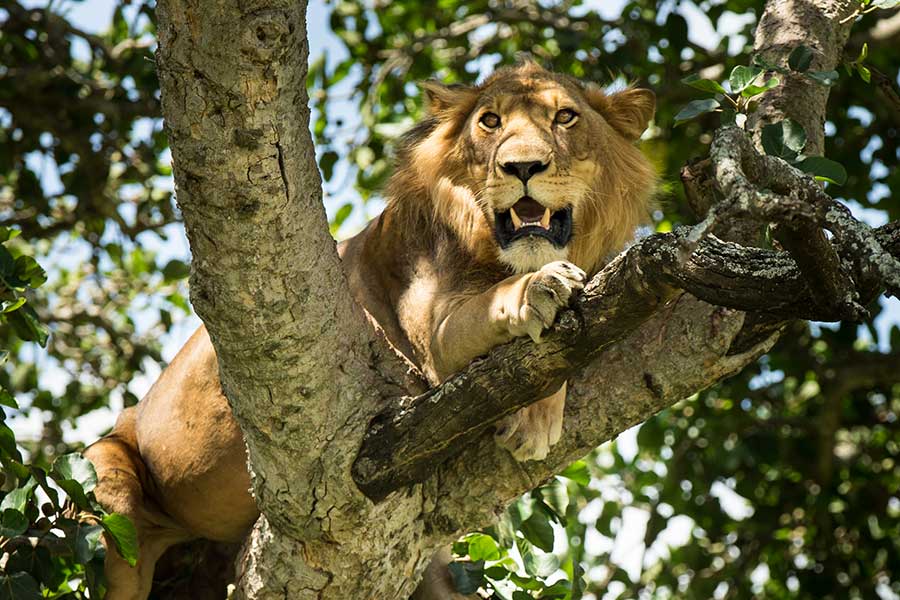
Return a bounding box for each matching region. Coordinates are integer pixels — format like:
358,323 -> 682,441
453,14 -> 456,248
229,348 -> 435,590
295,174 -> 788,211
85,408 -> 191,600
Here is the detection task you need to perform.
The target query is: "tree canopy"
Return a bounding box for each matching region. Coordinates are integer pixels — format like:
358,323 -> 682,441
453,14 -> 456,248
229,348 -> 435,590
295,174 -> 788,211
1,0 -> 899,598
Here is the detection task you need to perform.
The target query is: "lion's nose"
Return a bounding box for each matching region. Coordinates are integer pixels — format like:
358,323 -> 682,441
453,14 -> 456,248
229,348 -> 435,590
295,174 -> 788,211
500,160 -> 548,184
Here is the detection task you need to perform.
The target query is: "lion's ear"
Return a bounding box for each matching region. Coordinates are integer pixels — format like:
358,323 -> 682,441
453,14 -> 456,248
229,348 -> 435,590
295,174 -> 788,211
420,80 -> 478,116
585,86 -> 656,141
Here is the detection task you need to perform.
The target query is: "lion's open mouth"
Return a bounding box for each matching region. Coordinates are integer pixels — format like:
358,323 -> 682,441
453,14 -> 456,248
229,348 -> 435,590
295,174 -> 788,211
494,197 -> 573,248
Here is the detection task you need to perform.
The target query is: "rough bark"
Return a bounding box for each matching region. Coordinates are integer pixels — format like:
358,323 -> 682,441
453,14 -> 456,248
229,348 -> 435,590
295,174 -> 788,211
151,0 -> 885,597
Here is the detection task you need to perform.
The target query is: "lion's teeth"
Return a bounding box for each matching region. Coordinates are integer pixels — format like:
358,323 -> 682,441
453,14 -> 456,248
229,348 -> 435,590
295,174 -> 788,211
510,206 -> 523,229
540,207 -> 551,229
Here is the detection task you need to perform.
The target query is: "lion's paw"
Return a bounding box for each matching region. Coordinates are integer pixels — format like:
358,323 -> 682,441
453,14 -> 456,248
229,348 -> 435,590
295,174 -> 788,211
509,261 -> 585,343
494,388 -> 565,461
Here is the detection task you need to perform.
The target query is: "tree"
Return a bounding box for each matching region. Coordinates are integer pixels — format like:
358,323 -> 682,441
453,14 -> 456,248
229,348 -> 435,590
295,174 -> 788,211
2,0 -> 899,598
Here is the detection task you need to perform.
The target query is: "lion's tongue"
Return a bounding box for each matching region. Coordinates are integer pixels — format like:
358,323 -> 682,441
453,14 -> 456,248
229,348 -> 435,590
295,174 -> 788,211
510,197 -> 551,230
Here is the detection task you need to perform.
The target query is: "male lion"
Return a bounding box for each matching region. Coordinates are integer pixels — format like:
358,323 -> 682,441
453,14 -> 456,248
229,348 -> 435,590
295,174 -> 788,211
86,62 -> 656,599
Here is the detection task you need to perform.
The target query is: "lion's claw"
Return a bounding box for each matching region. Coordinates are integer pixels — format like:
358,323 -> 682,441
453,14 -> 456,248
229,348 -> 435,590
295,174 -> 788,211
510,260 -> 585,342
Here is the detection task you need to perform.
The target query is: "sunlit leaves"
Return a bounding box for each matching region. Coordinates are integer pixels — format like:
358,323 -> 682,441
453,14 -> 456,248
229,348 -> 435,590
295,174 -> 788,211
0,452 -> 139,596
559,460 -> 590,487
681,74 -> 727,95
674,99 -> 721,125
330,203 -> 354,236
465,533 -> 500,562
677,61 -> 781,126
741,76 -> 779,98
729,65 -> 764,94
0,477 -> 35,513
51,453 -> 98,509
103,513 -> 140,567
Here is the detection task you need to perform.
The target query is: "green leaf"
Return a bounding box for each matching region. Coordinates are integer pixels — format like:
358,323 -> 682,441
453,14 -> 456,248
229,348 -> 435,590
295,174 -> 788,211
858,65 -> 871,83
788,45 -> 814,72
674,99 -> 721,125
0,478 -> 36,512
539,480 -> 569,520
0,388 -> 16,409
52,453 -> 98,508
7,305 -> 49,346
0,227 -> 20,244
330,203 -> 354,236
542,581 -> 572,597
560,460 -> 590,486
761,119 -> 807,160
795,156 -> 848,185
53,453 -> 98,491
449,560 -> 485,594
729,65 -> 763,93
0,572 -> 41,600
1,297 -> 25,314
161,259 -> 190,281
102,513 -> 139,566
520,513 -> 556,552
0,508 -> 28,537
466,533 -> 500,562
75,523 -> 105,564
484,565 -> 510,580
806,70 -> 839,86
519,539 -> 559,577
13,256 -> 46,288
507,496 -> 535,529
857,42 -> 868,62
753,56 -> 789,75
741,77 -> 779,98
319,150 -> 339,181
680,74 -> 726,94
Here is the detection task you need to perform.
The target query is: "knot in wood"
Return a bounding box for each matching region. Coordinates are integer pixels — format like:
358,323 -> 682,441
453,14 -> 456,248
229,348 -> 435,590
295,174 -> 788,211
242,11 -> 292,62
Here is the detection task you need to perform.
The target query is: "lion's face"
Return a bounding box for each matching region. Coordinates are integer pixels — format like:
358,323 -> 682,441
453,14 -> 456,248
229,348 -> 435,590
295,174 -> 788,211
392,63 -> 656,275
464,75 -> 611,272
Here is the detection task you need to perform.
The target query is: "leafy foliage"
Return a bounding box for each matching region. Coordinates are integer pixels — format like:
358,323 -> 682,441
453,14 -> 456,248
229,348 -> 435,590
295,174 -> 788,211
0,228 -> 137,595
676,45 -> 848,183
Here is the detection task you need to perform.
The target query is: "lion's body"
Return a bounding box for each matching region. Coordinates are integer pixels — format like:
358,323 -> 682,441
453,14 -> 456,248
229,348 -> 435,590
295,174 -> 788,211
87,63 -> 656,599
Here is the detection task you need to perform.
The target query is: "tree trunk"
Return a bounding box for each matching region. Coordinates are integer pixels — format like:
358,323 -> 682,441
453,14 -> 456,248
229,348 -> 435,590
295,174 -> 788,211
153,0 -> 868,596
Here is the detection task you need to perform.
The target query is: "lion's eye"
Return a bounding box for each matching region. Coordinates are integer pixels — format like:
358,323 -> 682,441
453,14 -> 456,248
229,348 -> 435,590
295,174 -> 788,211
479,112 -> 501,130
555,109 -> 578,125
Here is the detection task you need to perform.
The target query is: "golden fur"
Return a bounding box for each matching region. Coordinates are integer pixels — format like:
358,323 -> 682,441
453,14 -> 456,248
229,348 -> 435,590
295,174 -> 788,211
383,61 -> 655,277
86,63 -> 657,600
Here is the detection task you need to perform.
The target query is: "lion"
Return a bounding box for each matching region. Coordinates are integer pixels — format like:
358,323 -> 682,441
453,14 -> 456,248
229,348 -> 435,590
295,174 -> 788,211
85,61 -> 656,599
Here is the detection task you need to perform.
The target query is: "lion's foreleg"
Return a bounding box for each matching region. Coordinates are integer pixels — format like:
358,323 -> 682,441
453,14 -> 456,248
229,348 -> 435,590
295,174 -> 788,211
429,261 -> 583,461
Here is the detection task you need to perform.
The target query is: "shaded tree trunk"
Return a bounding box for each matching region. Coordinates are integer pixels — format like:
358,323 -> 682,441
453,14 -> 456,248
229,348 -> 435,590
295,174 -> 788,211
152,0 -> 880,596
